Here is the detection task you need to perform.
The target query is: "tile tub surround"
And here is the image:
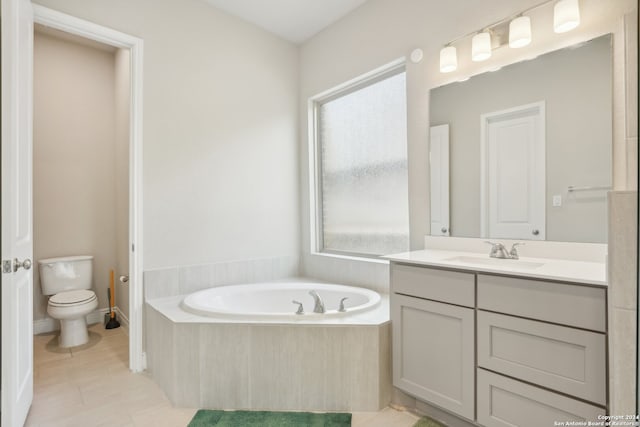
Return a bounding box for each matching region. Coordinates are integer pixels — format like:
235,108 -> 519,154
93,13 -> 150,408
143,255 -> 300,300
145,295 -> 391,411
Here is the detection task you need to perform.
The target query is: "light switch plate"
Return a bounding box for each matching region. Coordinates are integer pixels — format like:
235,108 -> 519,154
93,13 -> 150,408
553,195 -> 562,207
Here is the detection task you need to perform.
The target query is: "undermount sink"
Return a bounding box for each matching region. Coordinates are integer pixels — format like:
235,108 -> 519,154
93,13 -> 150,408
444,256 -> 545,270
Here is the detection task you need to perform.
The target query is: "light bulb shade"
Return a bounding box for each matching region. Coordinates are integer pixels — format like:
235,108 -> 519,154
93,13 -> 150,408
554,0 -> 580,33
439,46 -> 457,73
472,32 -> 492,62
509,16 -> 532,48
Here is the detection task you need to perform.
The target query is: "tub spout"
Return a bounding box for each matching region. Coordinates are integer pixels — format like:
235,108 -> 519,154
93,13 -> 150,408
309,290 -> 325,314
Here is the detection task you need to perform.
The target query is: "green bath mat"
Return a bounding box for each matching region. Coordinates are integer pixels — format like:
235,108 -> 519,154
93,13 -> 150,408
413,416 -> 447,427
187,410 -> 352,427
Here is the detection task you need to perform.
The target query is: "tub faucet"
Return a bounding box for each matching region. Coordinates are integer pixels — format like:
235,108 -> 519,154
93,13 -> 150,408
309,290 -> 325,314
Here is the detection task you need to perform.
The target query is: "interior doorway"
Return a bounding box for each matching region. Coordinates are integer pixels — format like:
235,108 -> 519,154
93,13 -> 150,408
32,4 -> 144,374
32,21 -> 130,343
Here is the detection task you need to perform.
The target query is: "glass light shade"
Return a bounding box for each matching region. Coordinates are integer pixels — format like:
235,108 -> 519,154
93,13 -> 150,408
472,32 -> 492,62
439,46 -> 457,73
554,0 -> 580,33
509,16 -> 532,48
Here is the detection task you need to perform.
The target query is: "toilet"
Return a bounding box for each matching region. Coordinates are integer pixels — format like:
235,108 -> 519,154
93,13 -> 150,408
38,255 -> 98,348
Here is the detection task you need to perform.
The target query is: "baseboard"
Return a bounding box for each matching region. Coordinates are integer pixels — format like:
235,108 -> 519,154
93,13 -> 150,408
114,306 -> 130,335
33,307 -> 127,335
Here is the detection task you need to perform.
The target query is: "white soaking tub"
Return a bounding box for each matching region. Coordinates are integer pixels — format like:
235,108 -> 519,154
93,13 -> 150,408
181,281 -> 381,320
146,279 -> 390,411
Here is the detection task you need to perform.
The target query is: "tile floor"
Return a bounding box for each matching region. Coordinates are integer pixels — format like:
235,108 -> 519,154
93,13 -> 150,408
26,323 -> 421,426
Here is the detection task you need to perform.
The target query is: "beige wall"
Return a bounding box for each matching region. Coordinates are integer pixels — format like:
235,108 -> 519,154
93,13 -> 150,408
33,0 -> 301,271
33,32 -> 120,319
299,0 -> 637,287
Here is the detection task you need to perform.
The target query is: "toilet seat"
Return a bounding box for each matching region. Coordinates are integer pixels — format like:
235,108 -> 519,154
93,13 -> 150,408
49,290 -> 97,307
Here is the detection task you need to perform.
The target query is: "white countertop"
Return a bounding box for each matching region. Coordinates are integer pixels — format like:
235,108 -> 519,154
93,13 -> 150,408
384,249 -> 607,287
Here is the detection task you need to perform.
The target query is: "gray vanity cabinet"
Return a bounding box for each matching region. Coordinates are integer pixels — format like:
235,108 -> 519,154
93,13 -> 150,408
391,264 -> 475,420
390,262 -> 608,427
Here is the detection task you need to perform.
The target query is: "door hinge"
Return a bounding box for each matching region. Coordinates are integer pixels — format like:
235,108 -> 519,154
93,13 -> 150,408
2,260 -> 13,274
132,243 -> 135,252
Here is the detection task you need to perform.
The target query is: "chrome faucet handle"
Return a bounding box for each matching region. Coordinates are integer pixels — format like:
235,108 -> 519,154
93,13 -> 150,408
338,297 -> 349,312
509,242 -> 525,260
292,300 -> 304,315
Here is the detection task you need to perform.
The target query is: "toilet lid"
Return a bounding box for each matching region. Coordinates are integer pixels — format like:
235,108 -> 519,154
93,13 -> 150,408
49,290 -> 97,306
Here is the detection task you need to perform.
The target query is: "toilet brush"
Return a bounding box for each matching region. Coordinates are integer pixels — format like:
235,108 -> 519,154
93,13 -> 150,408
105,270 -> 120,329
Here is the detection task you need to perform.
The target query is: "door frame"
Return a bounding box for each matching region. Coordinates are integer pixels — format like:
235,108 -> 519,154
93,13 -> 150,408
479,101 -> 546,240
31,5 -> 145,372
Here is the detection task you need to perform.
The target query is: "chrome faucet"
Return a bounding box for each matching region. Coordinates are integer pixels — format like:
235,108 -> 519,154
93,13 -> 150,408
485,241 -> 510,259
309,290 -> 325,314
485,241 -> 525,260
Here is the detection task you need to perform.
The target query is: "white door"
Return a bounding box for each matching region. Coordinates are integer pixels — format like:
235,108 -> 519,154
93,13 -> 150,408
481,102 -> 545,240
430,125 -> 450,236
1,0 -> 35,426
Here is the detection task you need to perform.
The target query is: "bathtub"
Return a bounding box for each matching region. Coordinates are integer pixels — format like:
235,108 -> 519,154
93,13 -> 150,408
145,278 -> 391,411
181,281 -> 381,320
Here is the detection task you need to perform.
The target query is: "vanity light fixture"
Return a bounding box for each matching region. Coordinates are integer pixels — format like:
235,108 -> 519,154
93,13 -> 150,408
471,32 -> 492,62
439,45 -> 458,73
509,16 -> 532,48
438,0 -> 580,73
554,0 -> 580,33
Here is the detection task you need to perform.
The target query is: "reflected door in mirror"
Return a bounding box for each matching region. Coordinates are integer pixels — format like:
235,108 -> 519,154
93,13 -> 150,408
481,102 -> 545,240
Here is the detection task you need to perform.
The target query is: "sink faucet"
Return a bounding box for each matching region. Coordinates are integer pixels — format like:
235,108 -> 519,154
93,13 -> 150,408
485,241 -> 525,260
309,290 -> 325,314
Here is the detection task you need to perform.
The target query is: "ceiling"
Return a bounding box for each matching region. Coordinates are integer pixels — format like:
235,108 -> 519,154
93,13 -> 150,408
203,0 -> 369,44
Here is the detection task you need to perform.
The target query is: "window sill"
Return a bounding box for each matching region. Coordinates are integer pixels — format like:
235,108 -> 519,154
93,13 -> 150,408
308,251 -> 390,265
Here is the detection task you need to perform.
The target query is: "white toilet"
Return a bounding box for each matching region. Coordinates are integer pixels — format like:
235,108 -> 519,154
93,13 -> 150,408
38,255 -> 98,348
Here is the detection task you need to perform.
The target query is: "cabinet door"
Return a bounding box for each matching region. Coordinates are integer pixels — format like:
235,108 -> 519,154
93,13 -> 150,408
477,369 -> 605,427
392,294 -> 474,420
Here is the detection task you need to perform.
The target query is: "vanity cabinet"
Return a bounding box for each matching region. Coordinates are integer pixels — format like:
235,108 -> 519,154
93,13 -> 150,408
391,264 -> 475,420
390,261 -> 608,427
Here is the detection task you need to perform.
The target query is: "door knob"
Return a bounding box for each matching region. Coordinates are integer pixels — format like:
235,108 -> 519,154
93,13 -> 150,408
441,227 -> 448,234
119,275 -> 129,284
13,258 -> 32,272
532,229 -> 540,236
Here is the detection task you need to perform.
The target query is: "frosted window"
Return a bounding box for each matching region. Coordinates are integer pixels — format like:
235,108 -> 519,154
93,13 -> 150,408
318,71 -> 409,256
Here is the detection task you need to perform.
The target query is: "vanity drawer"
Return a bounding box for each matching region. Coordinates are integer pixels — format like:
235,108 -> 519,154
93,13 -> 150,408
478,311 -> 606,405
477,369 -> 605,427
477,274 -> 606,332
391,263 -> 474,307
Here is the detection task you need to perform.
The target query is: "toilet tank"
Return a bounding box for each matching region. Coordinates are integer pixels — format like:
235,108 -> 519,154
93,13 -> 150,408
38,255 -> 94,295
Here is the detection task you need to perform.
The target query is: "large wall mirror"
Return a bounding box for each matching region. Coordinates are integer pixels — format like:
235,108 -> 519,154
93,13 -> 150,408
429,34 -> 612,243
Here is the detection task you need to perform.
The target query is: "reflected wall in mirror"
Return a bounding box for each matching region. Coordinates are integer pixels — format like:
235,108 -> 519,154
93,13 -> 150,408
429,34 -> 612,243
